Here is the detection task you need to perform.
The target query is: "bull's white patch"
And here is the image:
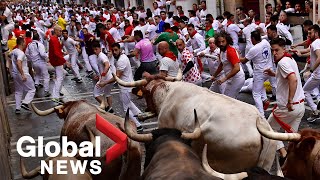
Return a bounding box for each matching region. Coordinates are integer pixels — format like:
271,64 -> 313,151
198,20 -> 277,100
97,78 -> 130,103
17,136 -> 102,175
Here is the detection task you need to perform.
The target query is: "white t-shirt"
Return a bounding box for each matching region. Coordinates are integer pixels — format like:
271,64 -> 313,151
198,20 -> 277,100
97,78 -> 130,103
226,24 -> 241,49
188,17 -> 200,28
11,48 -> 28,75
242,23 -> 258,51
0,6 -> 13,24
153,8 -> 161,16
62,37 -> 78,54
109,27 -> 122,42
276,57 -> 304,107
310,39 -> 320,79
146,24 -> 157,40
276,23 -> 293,45
116,54 -> 133,91
199,47 -> 222,76
160,57 -> 179,77
245,39 -> 274,73
97,52 -> 113,80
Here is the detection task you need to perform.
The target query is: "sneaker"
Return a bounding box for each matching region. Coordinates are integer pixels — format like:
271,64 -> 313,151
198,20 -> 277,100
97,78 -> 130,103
75,78 -> 83,83
38,84 -> 44,88
270,95 -> 276,101
35,84 -> 39,90
51,98 -> 64,105
59,92 -> 64,96
307,111 -> 320,123
21,103 -> 31,111
263,100 -> 270,111
137,126 -> 144,133
15,109 -> 21,114
108,108 -> 114,113
71,77 -> 78,81
44,91 -> 51,97
87,71 -> 94,77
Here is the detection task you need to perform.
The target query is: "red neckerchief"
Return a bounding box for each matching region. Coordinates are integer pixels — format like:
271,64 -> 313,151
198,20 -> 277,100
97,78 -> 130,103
205,24 -> 213,31
179,13 -> 184,17
161,17 -> 166,21
163,51 -> 177,61
173,22 -> 179,27
275,52 -> 292,65
165,29 -> 173,33
227,20 -> 233,27
190,30 -> 197,38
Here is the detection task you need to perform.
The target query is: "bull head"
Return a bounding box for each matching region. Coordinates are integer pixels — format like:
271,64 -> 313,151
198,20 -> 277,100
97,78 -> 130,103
124,109 -> 201,142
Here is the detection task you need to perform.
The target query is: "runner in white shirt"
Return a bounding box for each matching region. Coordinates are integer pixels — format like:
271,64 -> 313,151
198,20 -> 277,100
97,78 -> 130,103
226,14 -> 242,51
0,2 -> 14,49
145,17 -> 157,41
25,33 -> 50,97
198,38 -> 226,93
102,43 -> 144,132
264,37 -> 305,162
92,41 -> 115,113
10,37 -> 35,114
293,25 -> 320,122
212,32 -> 245,99
106,20 -> 121,42
61,29 -> 83,83
152,2 -> 161,16
240,31 -> 277,117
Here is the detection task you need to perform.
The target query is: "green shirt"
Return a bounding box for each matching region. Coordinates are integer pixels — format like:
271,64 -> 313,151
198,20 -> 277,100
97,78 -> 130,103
205,28 -> 215,47
154,32 -> 179,57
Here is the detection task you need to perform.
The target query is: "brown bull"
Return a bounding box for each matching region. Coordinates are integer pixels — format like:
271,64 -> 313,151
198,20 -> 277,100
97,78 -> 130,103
31,100 -> 142,180
20,126 -> 95,180
257,119 -> 320,180
124,109 -> 219,180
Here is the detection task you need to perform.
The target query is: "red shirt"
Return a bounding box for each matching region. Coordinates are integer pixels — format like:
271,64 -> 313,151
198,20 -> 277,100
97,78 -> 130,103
100,30 -> 116,50
226,46 -> 240,65
13,28 -> 25,38
49,36 -> 66,66
124,25 -> 133,36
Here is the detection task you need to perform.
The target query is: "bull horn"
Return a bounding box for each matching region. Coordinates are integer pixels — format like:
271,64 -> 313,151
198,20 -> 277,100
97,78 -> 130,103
31,102 -> 64,116
202,144 -> 248,180
113,73 -> 148,87
124,108 -> 153,142
256,118 -> 301,141
164,69 -> 183,81
181,109 -> 201,140
20,156 -> 54,179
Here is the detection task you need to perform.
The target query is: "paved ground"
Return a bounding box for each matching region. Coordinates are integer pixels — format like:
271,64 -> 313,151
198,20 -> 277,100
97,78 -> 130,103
5,62 -> 320,179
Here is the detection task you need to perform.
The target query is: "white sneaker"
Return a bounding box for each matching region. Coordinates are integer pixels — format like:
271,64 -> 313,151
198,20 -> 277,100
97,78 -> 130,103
307,111 -> 320,123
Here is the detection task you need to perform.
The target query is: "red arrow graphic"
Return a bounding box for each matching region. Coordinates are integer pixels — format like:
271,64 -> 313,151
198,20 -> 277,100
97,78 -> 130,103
96,114 -> 128,164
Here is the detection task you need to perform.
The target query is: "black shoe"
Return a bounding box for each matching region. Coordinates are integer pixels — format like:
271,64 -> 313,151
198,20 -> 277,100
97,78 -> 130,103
87,71 -> 94,77
105,106 -> 114,113
75,78 -> 83,83
137,126 -> 144,133
270,95 -> 276,101
15,109 -> 21,114
71,77 -> 78,81
35,84 -> 39,90
279,155 -> 287,166
59,92 -> 64,96
38,84 -> 44,88
108,108 -> 114,113
21,103 -> 31,111
44,91 -> 51,97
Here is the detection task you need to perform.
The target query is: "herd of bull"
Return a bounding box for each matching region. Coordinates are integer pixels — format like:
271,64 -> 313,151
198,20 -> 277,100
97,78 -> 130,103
19,71 -> 320,180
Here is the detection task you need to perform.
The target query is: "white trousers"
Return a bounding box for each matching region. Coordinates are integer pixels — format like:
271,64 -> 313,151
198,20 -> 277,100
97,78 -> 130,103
81,46 -> 92,72
65,53 -> 81,79
120,90 -> 142,127
253,73 -> 277,116
12,73 -> 36,110
93,82 -> 113,98
303,74 -> 320,111
1,23 -> 14,43
33,61 -> 50,92
223,75 -> 245,99
52,65 -> 65,99
210,75 -> 226,94
268,103 -> 305,150
89,55 -> 99,76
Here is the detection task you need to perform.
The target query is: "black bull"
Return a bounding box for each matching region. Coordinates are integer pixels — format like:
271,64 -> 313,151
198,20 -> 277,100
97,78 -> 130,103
31,100 -> 142,180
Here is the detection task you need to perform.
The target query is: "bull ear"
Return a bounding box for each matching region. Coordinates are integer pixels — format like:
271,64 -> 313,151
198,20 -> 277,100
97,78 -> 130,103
297,137 -> 316,155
